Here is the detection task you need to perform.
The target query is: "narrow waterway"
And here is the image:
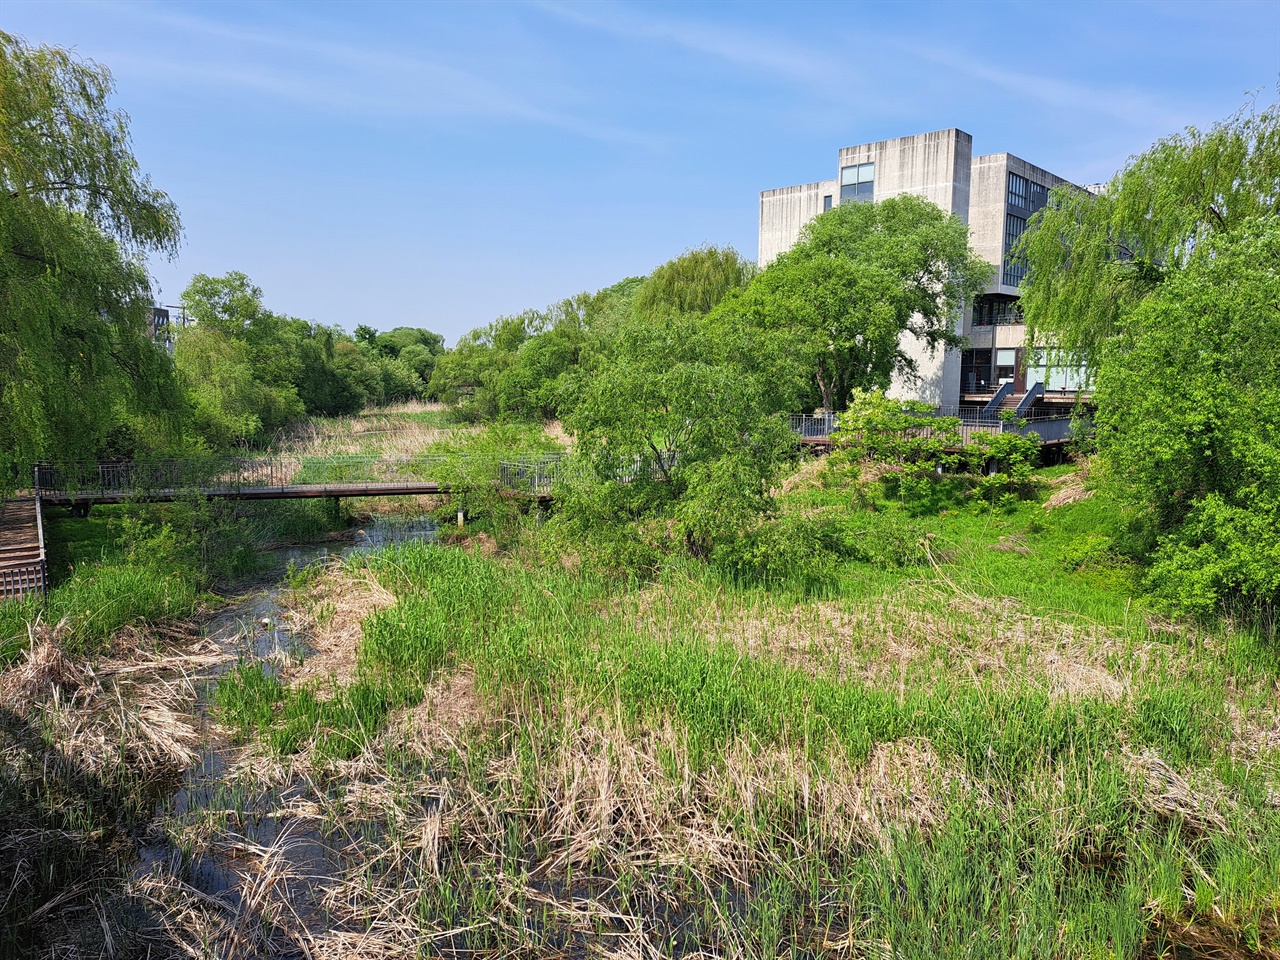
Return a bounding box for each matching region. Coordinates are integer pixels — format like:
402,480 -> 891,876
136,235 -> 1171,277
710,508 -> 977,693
133,514 -> 438,939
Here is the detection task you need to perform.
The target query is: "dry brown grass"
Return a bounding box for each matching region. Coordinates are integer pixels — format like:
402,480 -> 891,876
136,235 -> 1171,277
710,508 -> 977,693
279,561 -> 397,691
394,666 -> 485,756
615,581 -> 1133,703
1140,912 -> 1280,960
130,825 -> 322,959
0,621 -> 87,715
0,623 -> 203,780
275,403 -> 465,459
776,456 -> 828,496
1125,749 -> 1231,834
1044,477 -> 1094,510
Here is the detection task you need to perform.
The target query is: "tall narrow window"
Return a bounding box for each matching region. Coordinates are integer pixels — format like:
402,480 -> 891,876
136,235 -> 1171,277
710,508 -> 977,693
1028,180 -> 1048,213
823,194 -> 833,212
839,162 -> 874,203
1003,213 -> 1027,286
995,348 -> 1018,383
1007,172 -> 1029,208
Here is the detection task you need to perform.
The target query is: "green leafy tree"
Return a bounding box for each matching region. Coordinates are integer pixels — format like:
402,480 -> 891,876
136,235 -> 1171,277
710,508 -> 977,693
737,195 -> 992,410
1094,221 -> 1280,615
177,272 -> 389,444
1020,98 -> 1280,618
0,32 -> 183,485
428,311 -> 542,417
564,310 -> 799,558
1019,97 -> 1280,359
633,244 -> 756,317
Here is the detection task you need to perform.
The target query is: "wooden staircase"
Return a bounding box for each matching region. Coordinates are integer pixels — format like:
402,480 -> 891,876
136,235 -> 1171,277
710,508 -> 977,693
0,497 -> 48,600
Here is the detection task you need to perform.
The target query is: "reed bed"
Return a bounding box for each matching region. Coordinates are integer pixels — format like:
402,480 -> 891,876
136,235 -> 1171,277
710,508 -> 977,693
273,403 -> 463,459
5,461 -> 1279,957
185,539 -> 1280,957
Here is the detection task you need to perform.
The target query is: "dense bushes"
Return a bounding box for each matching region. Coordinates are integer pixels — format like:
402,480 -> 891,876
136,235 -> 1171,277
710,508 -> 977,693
1021,100 -> 1280,622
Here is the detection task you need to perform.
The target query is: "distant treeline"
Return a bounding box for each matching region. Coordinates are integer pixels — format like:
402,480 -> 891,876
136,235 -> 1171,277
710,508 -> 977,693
170,271 -> 445,449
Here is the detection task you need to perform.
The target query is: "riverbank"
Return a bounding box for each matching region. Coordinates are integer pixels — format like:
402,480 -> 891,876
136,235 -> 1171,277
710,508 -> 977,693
2,459 -> 1278,957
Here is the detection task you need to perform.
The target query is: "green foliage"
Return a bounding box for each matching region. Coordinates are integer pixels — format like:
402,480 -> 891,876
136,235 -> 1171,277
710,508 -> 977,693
563,307 -> 798,557
1020,98 -> 1280,359
969,428 -> 1043,507
0,32 -> 184,487
735,195 -> 992,410
428,310 -> 544,418
214,662 -> 412,762
175,326 -> 304,446
426,422 -> 564,541
429,279 -> 641,422
829,390 -> 963,505
175,272 -> 439,447
1100,223 -> 1280,618
633,244 -> 756,317
1023,99 -> 1280,620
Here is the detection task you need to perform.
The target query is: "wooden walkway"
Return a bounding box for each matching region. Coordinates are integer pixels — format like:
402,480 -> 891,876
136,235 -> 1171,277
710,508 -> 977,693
38,480 -> 457,506
0,498 -> 48,600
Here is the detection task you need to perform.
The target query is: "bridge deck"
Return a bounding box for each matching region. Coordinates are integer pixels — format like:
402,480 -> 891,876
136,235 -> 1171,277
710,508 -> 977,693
40,481 -> 448,505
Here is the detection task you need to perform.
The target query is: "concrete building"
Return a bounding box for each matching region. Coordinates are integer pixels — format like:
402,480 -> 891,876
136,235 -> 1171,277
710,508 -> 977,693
759,128 -> 1087,414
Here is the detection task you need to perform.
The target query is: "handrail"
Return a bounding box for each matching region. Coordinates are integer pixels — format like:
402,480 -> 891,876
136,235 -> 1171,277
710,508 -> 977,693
1015,382 -> 1046,418
33,453 -> 588,499
981,382 -> 1016,417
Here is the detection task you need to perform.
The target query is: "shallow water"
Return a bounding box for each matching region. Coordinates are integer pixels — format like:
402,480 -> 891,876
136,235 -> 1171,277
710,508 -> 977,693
135,516 -> 439,926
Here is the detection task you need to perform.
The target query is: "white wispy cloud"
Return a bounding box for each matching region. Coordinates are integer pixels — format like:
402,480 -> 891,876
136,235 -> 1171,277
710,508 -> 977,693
896,42 -> 1189,134
532,0 -> 850,88
107,1 -> 660,148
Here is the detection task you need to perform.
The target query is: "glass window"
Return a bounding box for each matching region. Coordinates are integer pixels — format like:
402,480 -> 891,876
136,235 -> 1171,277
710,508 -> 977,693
839,162 -> 874,204
1028,181 -> 1049,213
823,194 -> 832,212
973,294 -> 1022,326
1003,213 -> 1028,286
1007,172 -> 1029,208
995,348 -> 1018,383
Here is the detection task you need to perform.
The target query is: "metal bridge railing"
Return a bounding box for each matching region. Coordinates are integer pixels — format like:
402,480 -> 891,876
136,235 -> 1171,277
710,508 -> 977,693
787,408 -> 1078,443
33,454 -> 587,499
33,455 -> 463,498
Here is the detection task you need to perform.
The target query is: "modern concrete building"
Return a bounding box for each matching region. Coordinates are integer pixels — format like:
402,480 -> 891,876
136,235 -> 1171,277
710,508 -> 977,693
759,128 -> 1087,415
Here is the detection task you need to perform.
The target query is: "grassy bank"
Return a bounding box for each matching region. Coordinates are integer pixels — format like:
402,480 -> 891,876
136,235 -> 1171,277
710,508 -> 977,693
188,465 -> 1280,958
2,441 -> 1276,956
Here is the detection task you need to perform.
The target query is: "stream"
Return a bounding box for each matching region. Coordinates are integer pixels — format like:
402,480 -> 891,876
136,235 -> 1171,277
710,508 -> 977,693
133,514 -> 438,940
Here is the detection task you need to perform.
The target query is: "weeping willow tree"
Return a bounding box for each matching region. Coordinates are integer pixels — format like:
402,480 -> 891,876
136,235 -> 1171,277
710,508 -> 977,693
0,31 -> 183,491
1019,97 -> 1280,619
1018,96 -> 1280,359
632,244 -> 756,318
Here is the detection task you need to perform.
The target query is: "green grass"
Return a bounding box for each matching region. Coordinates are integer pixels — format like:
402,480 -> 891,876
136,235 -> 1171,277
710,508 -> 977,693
210,493 -> 1278,954
12,459 -> 1279,955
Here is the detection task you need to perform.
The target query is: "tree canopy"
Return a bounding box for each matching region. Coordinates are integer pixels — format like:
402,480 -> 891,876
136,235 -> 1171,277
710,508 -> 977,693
734,195 -> 991,410
1021,97 -> 1280,618
0,31 -> 183,485
1019,97 -> 1280,359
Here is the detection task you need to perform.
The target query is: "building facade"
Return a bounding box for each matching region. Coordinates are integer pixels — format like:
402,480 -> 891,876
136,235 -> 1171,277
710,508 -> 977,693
759,128 -> 1087,413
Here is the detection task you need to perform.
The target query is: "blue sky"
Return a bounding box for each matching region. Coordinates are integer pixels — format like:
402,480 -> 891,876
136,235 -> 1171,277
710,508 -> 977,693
5,1 -> 1278,343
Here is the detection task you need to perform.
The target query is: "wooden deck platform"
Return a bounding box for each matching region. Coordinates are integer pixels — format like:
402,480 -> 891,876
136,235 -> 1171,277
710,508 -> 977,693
0,498 -> 48,600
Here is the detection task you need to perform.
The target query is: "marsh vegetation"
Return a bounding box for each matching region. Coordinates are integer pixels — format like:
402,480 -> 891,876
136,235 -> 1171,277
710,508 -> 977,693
2,445 -> 1277,958
2,29 -> 1278,958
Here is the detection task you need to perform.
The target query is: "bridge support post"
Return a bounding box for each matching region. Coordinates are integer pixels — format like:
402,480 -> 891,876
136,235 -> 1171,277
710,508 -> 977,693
70,501 -> 91,519
327,497 -> 342,524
